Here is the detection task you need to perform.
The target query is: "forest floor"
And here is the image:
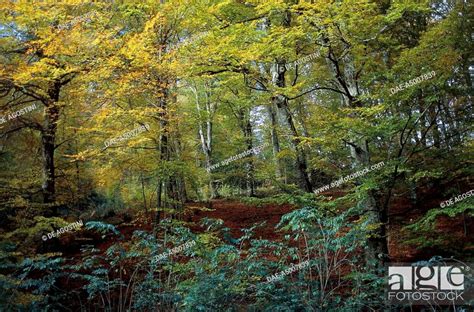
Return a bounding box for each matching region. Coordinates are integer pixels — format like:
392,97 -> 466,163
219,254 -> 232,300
60,192 -> 472,264
49,192 -> 472,311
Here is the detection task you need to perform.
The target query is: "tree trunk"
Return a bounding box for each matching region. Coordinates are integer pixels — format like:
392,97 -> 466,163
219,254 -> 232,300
272,63 -> 312,192
192,85 -> 217,199
155,179 -> 162,226
155,82 -> 186,223
326,40 -> 389,268
41,87 -> 60,204
157,89 -> 171,221
428,102 -> 441,148
267,103 -> 283,179
269,9 -> 312,192
350,139 -> 389,268
41,128 -> 56,204
244,116 -> 255,197
140,172 -> 147,213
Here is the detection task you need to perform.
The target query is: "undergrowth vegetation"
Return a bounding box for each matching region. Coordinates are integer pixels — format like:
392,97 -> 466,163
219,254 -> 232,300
1,198 -> 387,311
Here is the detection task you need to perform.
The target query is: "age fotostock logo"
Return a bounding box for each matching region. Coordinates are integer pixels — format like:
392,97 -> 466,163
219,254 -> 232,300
387,263 -> 472,305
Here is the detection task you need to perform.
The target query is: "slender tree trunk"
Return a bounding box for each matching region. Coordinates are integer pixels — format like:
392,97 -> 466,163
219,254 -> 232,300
267,103 -> 282,179
193,85 -> 216,198
155,179 -> 162,226
277,95 -> 312,192
244,116 -> 255,196
269,9 -> 312,192
140,173 -> 147,213
438,102 -> 453,148
41,128 -> 56,203
272,63 -> 312,192
41,86 -> 60,204
417,97 -> 429,147
156,89 -> 171,223
429,102 -> 441,148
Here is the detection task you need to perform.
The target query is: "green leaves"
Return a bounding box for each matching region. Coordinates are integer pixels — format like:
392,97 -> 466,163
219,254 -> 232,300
407,197 -> 474,232
85,221 -> 122,237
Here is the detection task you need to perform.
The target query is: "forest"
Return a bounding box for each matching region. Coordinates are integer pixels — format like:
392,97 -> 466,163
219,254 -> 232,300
0,0 -> 473,311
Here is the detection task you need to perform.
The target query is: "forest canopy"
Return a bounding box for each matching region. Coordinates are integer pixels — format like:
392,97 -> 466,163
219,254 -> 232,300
0,0 -> 473,311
